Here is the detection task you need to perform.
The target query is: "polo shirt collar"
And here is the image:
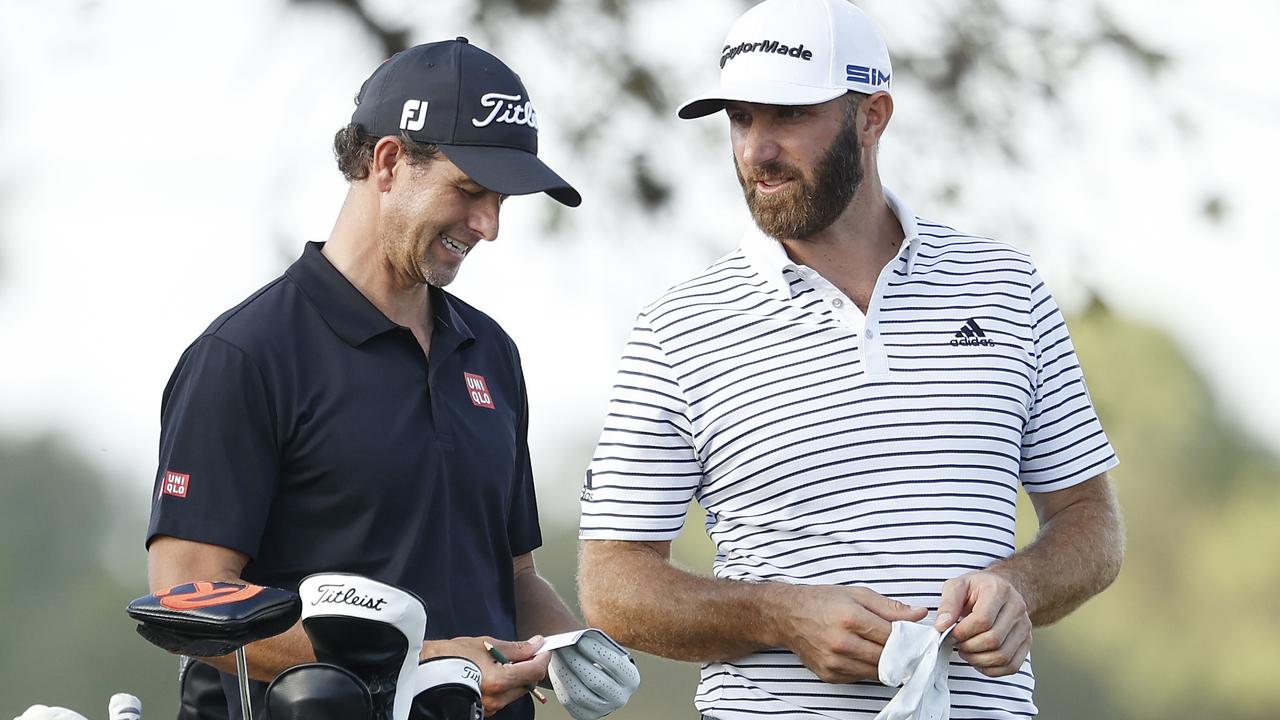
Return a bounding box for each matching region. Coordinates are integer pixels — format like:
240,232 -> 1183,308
428,284 -> 475,351
740,187 -> 924,299
885,187 -> 924,275
287,241 -> 475,348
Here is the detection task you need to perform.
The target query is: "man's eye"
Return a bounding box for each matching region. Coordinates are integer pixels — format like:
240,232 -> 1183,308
779,107 -> 804,119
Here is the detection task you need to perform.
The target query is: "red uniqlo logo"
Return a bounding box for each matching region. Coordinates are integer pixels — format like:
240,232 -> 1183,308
160,471 -> 190,498
464,372 -> 496,409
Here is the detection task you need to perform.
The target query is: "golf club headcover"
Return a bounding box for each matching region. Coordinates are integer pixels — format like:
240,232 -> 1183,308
410,657 -> 483,720
299,573 -> 427,720
547,629 -> 641,720
12,707 -> 89,720
126,581 -> 302,657
108,693 -> 143,720
265,663 -> 373,720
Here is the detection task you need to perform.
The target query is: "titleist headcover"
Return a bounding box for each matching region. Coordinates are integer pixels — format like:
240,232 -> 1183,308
411,657 -> 484,720
126,581 -> 301,657
299,573 -> 427,720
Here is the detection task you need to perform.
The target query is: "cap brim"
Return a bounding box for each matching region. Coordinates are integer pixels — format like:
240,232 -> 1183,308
677,80 -> 847,119
439,145 -> 582,207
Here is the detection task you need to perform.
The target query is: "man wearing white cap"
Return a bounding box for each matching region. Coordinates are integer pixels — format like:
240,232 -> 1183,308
577,1 -> 1125,718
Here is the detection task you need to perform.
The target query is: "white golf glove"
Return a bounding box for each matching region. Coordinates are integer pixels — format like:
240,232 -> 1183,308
547,629 -> 641,720
13,707 -> 89,720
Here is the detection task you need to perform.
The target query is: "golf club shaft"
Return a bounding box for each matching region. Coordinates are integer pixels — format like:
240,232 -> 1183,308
236,647 -> 253,720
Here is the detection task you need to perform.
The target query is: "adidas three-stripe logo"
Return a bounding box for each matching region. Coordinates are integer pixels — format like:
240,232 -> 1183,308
950,318 -> 996,347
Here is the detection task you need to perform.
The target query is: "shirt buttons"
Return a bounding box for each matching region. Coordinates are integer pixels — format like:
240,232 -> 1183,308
865,328 -> 875,339
832,298 -> 844,308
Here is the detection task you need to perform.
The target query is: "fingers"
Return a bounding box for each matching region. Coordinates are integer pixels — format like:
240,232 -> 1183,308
491,635 -> 545,662
959,618 -> 1031,677
805,650 -> 881,684
951,574 -> 1026,644
793,630 -> 885,682
935,575 -> 971,631
955,598 -> 1023,655
499,652 -> 552,686
575,636 -> 641,689
480,650 -> 551,717
854,587 -> 929,624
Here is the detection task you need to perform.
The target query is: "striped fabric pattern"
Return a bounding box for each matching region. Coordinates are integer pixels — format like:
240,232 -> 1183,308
580,190 -> 1118,719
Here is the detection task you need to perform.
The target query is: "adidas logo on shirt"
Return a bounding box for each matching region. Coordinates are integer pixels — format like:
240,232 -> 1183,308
950,319 -> 996,347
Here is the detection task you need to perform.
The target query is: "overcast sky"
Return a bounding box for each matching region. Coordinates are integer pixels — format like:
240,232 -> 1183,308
1,0 -> 1275,515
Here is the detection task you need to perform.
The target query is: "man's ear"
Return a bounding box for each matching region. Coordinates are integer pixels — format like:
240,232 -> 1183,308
859,91 -> 894,147
371,136 -> 404,193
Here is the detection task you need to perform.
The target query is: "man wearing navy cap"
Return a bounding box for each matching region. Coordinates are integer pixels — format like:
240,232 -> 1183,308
146,39 -> 636,720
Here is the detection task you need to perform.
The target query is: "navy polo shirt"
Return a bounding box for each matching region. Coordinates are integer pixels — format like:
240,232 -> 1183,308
148,242 -> 541,719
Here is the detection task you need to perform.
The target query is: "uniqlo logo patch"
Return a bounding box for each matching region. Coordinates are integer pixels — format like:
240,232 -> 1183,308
464,372 -> 496,409
160,471 -> 190,498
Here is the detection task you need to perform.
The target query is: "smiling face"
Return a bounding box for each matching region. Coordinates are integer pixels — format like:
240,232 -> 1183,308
378,148 -> 504,288
728,96 -> 863,241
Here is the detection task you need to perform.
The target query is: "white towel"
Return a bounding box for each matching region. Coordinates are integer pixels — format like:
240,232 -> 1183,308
875,621 -> 957,720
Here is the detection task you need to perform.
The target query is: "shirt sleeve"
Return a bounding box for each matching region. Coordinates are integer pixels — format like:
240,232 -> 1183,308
147,334 -> 280,557
579,313 -> 703,541
1019,268 -> 1119,493
506,350 -> 543,557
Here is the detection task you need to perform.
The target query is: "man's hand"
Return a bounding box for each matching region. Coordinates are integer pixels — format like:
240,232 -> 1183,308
423,635 -> 551,717
936,571 -> 1032,677
779,584 -> 928,683
547,629 -> 641,720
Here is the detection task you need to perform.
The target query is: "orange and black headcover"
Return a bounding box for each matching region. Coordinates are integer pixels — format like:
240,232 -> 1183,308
126,581 -> 301,657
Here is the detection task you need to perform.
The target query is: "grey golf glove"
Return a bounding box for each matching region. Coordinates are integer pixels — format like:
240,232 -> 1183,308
547,629 -> 641,720
13,707 -> 89,720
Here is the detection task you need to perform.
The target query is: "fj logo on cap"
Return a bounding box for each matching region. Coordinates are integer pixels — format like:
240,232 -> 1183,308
464,372 -> 496,409
160,470 -> 189,499
400,99 -> 428,131
721,39 -> 813,68
472,93 -> 538,130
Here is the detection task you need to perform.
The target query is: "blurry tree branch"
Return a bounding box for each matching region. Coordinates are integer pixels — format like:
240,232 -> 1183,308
286,0 -> 1182,216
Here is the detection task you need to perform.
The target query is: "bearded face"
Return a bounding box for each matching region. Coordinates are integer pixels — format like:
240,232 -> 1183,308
735,112 -> 863,241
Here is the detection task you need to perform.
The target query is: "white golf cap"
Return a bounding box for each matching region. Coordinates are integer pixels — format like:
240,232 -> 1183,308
678,0 -> 892,119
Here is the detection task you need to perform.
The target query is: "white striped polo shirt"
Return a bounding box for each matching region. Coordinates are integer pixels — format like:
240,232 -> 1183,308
579,189 -> 1118,720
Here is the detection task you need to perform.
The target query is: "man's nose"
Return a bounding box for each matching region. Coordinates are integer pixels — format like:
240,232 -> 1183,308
470,195 -> 501,243
740,122 -> 781,168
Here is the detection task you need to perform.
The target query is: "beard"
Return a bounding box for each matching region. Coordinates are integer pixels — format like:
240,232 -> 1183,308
735,118 -> 863,241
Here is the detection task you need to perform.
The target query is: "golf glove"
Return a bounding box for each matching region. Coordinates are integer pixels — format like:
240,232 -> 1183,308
547,630 -> 640,720
13,707 -> 89,720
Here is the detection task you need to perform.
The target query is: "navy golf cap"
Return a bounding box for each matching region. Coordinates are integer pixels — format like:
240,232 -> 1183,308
352,37 -> 581,207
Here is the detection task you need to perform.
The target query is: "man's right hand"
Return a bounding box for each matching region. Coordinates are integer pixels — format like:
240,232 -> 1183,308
775,584 -> 927,683
422,636 -> 551,717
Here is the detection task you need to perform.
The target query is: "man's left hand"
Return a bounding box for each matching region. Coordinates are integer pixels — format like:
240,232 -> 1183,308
936,571 -> 1032,677
547,629 -> 641,720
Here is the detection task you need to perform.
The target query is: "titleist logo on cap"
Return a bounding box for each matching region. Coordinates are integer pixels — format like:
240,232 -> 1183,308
312,583 -> 389,611
721,39 -> 814,68
473,92 -> 539,129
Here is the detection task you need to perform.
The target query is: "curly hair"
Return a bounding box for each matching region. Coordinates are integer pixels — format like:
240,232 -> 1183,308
332,123 -> 442,182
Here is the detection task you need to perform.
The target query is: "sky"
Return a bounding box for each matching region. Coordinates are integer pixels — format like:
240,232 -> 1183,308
0,0 -> 1276,518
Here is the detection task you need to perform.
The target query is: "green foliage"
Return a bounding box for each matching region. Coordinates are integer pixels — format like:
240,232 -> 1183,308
1027,307 -> 1280,720
0,437 -> 177,718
